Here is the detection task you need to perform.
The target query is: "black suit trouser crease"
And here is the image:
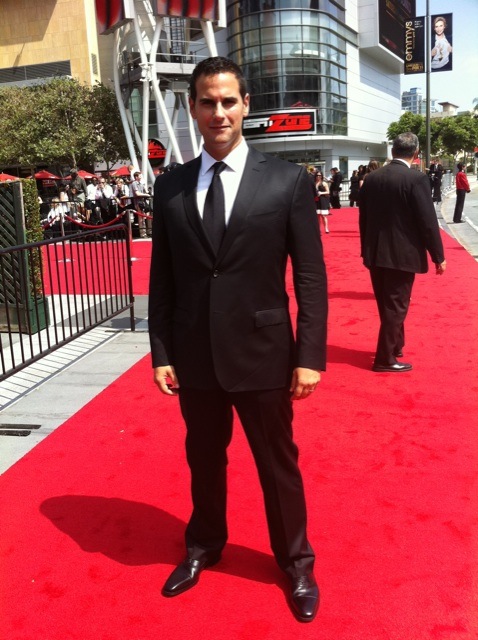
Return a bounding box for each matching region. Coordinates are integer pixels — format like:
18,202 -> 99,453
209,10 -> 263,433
369,266 -> 415,365
178,386 -> 315,578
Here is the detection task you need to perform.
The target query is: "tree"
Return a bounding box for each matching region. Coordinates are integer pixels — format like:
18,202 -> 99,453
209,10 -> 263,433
0,79 -> 130,170
386,112 -> 442,155
387,111 -> 423,142
88,83 -> 130,172
438,113 -> 478,164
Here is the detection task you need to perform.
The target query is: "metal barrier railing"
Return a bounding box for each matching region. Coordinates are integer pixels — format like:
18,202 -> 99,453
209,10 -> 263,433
0,223 -> 134,381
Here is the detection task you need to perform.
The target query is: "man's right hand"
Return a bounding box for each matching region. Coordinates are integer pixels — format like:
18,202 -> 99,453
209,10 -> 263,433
435,260 -> 446,275
153,365 -> 179,395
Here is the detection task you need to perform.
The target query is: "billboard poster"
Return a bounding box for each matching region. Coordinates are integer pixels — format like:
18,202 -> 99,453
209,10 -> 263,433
95,0 -> 134,35
153,0 -> 225,25
379,0 -> 416,59
431,13 -> 453,72
404,16 -> 425,74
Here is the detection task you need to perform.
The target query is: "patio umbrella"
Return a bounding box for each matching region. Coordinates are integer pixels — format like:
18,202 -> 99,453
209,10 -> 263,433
77,169 -> 97,179
0,172 -> 20,181
34,170 -> 61,180
111,165 -> 131,177
64,169 -> 98,180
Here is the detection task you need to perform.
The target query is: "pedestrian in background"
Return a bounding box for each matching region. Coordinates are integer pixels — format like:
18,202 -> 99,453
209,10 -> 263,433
453,163 -> 471,223
359,132 -> 446,373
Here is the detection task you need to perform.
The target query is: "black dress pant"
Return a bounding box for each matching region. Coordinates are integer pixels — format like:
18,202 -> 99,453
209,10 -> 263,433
453,189 -> 466,222
178,386 -> 314,578
369,266 -> 415,365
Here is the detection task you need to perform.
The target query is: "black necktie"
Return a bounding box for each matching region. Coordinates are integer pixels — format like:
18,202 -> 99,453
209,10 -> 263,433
203,161 -> 226,253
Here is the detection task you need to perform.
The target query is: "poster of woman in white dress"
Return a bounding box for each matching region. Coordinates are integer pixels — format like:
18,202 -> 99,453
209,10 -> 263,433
431,14 -> 453,72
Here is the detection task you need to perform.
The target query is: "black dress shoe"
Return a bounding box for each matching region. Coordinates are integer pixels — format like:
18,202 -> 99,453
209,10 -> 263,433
161,556 -> 219,597
372,362 -> 412,373
289,574 -> 320,622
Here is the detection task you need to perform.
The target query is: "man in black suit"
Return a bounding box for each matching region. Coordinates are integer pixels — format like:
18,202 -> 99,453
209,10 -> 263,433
359,132 -> 446,373
329,167 -> 343,209
148,57 -> 327,622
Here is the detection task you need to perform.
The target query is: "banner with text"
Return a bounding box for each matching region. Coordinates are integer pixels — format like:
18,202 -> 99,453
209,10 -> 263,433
404,16 -> 425,74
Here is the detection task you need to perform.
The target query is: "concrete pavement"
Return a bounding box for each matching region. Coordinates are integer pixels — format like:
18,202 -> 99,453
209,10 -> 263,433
438,174 -> 478,261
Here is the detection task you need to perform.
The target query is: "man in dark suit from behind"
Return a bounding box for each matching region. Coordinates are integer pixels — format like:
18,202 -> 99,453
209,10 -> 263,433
359,132 -> 446,372
329,167 -> 343,209
148,57 -> 327,622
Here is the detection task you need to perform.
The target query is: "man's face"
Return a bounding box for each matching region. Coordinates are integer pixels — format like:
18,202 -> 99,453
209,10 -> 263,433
434,20 -> 445,35
189,72 -> 250,160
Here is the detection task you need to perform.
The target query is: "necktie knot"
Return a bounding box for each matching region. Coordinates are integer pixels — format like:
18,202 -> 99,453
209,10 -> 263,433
212,161 -> 227,177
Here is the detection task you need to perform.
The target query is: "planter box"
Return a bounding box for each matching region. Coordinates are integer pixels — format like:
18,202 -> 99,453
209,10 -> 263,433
0,296 -> 50,334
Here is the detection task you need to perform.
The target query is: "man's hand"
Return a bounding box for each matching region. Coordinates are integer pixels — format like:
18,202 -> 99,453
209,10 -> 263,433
435,260 -> 446,275
290,367 -> 321,400
153,365 -> 179,396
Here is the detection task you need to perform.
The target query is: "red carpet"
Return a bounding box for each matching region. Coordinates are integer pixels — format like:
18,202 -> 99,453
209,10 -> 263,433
43,238 -> 151,296
1,210 -> 477,639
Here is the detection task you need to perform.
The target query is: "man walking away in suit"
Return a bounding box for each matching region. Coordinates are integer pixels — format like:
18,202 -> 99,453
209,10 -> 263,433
329,167 -> 342,209
148,57 -> 327,622
359,132 -> 446,373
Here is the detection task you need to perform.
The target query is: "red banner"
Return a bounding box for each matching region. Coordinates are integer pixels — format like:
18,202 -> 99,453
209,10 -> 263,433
96,0 -> 133,35
153,0 -> 220,22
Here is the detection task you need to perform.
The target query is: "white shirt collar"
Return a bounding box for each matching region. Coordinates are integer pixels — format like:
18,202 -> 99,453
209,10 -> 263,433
200,139 -> 249,176
393,158 -> 412,168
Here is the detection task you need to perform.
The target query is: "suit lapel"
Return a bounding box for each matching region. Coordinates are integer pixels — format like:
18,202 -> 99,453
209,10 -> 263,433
217,147 -> 267,260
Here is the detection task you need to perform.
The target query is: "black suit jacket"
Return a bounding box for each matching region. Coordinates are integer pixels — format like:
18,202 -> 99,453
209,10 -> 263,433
359,159 -> 445,273
148,146 -> 328,391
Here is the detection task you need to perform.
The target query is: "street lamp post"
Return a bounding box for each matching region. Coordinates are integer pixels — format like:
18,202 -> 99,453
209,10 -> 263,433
425,0 -> 431,169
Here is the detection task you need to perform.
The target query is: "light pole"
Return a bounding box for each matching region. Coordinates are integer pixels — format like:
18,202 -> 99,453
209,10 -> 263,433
425,0 -> 431,169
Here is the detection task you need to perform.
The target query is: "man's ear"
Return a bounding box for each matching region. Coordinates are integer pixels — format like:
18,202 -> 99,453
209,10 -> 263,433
189,97 -> 196,119
243,93 -> 250,117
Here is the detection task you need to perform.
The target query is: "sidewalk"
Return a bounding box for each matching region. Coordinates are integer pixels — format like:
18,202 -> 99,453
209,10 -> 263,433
439,174 -> 478,260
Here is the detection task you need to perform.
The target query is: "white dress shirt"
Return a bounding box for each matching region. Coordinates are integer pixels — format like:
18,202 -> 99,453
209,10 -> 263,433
196,139 -> 249,225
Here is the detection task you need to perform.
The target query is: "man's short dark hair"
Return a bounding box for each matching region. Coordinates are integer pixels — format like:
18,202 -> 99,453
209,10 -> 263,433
392,132 -> 419,159
457,163 -> 464,171
134,171 -> 141,179
189,56 -> 248,102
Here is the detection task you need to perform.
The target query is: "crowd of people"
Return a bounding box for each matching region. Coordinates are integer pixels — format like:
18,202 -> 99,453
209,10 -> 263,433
41,166 -> 154,238
306,161 -> 383,234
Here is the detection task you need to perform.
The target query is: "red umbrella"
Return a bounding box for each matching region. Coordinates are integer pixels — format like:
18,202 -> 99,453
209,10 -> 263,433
0,172 -> 20,181
34,169 -> 61,180
111,165 -> 131,177
64,169 -> 97,180
77,169 -> 97,179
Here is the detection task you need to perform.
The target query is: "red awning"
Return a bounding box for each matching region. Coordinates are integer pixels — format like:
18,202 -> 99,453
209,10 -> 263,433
34,170 -> 61,180
0,172 -> 20,182
110,165 -> 131,177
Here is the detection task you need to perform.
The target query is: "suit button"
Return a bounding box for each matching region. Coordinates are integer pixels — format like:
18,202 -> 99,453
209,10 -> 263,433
213,270 -> 219,278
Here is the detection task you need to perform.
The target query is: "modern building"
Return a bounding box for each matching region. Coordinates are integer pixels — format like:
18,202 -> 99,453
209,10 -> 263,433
0,0 -> 100,87
402,87 -> 439,116
1,0 -> 410,180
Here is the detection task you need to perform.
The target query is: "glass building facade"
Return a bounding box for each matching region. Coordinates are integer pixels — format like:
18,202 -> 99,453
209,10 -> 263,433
226,0 -> 357,135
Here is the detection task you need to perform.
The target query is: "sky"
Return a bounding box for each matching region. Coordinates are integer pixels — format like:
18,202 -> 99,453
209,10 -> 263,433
401,0 -> 478,111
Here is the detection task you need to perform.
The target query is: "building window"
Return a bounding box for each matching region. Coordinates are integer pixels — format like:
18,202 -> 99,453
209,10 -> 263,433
228,3 -> 350,134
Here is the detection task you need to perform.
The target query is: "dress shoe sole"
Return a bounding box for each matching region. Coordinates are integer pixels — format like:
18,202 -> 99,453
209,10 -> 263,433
372,363 -> 412,373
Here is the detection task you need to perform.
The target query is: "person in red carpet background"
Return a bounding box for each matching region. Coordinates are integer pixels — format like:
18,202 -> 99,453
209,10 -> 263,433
359,131 -> 446,373
452,162 -> 471,224
148,57 -> 327,622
